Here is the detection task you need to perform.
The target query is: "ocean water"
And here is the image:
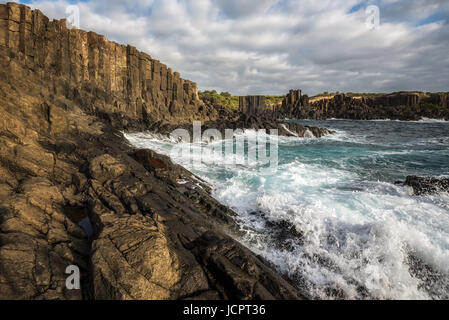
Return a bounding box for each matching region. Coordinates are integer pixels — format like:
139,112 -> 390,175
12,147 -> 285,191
124,119 -> 449,300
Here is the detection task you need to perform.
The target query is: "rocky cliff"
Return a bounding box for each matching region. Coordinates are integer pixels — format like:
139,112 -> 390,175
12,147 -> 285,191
0,2 -> 220,127
150,92 -> 333,139
279,90 -> 449,121
0,2 -> 306,300
239,96 -> 267,115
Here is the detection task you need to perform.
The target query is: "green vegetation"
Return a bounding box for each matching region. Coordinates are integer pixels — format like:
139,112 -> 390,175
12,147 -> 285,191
312,91 -> 336,98
199,91 -> 285,110
426,92 -> 449,97
265,96 -> 285,107
312,92 -> 386,98
198,90 -> 239,109
421,102 -> 442,110
345,92 -> 386,98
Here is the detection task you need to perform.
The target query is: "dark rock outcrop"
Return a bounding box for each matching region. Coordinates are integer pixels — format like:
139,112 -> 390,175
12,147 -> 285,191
404,176 -> 449,195
278,90 -> 310,119
0,2 -> 305,300
278,89 -> 449,121
148,114 -> 334,140
239,96 -> 267,115
147,93 -> 334,139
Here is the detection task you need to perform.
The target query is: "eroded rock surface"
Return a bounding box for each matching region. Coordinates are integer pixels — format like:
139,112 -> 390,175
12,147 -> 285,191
404,176 -> 449,195
277,90 -> 449,121
0,2 -> 304,300
149,114 -> 334,140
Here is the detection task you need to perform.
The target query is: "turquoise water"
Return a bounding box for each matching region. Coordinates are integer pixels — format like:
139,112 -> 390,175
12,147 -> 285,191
125,119 -> 449,300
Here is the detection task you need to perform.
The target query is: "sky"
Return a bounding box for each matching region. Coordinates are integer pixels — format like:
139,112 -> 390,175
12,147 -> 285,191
14,0 -> 449,95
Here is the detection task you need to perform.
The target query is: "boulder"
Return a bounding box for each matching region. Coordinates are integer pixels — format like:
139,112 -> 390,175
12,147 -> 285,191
404,176 -> 449,195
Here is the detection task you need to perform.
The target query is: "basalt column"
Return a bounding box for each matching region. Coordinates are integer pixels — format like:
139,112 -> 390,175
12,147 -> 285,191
239,96 -> 266,116
0,2 -> 207,125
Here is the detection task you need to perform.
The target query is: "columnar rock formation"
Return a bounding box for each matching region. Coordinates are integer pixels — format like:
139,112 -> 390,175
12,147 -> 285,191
373,93 -> 420,107
0,2 -> 216,126
239,96 -> 267,115
285,89 -> 302,106
280,90 -> 310,118
279,89 -> 449,120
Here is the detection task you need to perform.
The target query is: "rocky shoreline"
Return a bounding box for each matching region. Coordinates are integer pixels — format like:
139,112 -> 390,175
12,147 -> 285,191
1,2 -> 447,301
0,112 -> 308,299
0,2 -> 323,300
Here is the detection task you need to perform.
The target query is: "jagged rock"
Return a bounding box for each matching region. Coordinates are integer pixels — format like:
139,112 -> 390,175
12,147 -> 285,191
0,178 -> 89,300
278,89 -> 449,120
239,96 -> 267,115
404,176 -> 449,195
131,149 -> 182,181
0,2 -> 220,129
89,154 -> 128,182
0,2 -> 306,300
191,231 -> 302,300
149,115 -> 333,140
83,136 -> 302,300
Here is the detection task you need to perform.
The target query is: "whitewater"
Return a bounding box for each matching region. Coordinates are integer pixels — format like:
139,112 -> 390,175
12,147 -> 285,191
124,119 -> 449,300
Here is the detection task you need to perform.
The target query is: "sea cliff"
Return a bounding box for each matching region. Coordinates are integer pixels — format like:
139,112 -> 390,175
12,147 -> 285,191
277,90 -> 449,120
0,2 -> 308,300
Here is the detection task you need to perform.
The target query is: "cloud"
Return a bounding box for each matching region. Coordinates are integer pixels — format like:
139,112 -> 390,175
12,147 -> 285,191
16,0 -> 449,95
214,0 -> 278,18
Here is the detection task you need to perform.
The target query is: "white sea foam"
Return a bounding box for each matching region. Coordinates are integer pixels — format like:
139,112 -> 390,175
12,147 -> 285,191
280,124 -> 299,137
124,130 -> 449,300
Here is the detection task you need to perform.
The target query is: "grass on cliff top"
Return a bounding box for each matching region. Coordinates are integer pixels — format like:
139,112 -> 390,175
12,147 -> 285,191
200,90 -> 448,110
312,91 -> 386,98
199,90 -> 285,109
265,96 -> 285,107
313,91 -> 449,99
199,90 -> 239,109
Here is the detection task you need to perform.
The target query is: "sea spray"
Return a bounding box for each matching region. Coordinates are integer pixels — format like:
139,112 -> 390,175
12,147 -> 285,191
124,120 -> 449,300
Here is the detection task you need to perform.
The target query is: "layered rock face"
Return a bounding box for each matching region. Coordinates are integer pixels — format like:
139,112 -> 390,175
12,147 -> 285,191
0,2 -> 305,300
0,2 -> 218,127
373,93 -> 420,107
279,90 -> 310,119
226,93 -> 331,137
239,96 -> 267,115
279,90 -> 449,120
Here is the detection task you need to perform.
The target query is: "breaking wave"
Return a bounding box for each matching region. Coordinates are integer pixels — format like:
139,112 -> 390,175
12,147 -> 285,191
124,120 -> 449,300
